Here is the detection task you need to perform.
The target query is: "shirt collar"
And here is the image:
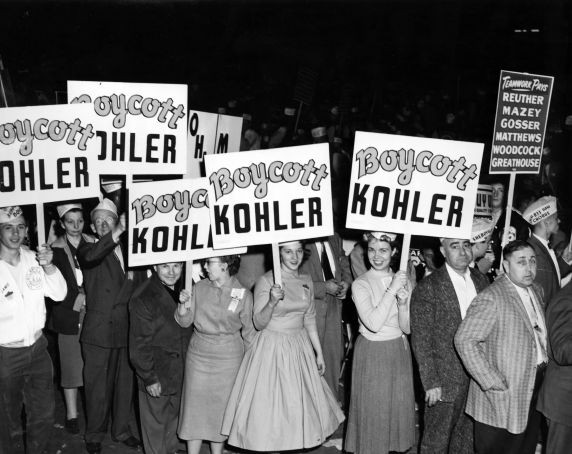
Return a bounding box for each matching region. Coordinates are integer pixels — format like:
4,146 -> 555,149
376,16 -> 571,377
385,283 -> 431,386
445,262 -> 471,282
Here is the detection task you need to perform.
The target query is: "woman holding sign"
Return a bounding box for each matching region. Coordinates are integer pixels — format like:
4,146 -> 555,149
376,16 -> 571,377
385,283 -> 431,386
175,255 -> 255,454
222,240 -> 344,451
344,232 -> 415,454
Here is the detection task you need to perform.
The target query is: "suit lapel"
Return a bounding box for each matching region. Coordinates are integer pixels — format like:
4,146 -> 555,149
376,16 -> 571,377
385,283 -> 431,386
530,235 -> 559,277
500,275 -> 535,338
436,266 -> 462,321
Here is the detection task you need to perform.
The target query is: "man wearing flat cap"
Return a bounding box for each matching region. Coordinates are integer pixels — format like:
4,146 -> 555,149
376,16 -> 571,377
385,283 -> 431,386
524,196 -> 572,305
78,199 -> 145,454
411,236 -> 489,453
0,206 -> 67,453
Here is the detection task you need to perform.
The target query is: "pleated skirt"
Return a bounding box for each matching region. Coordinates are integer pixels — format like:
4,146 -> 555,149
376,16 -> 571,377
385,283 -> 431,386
222,328 -> 345,451
344,335 -> 416,454
178,331 -> 244,441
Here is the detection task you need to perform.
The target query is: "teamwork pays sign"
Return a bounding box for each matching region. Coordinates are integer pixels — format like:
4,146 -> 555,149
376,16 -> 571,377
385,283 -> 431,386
128,178 -> 246,267
187,110 -> 243,177
0,104 -> 100,205
346,132 -> 483,238
67,81 -> 188,175
204,144 -> 333,249
490,70 -> 553,174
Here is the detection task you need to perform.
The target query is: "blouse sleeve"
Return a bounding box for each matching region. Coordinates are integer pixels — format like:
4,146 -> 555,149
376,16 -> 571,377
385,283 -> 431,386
352,276 -> 394,333
240,288 -> 256,348
303,278 -> 318,335
174,282 -> 196,328
253,273 -> 273,329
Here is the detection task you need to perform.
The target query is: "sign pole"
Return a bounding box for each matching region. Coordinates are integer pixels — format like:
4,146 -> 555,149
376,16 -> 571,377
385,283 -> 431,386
399,234 -> 411,271
272,243 -> 282,286
292,101 -> 304,139
36,204 -> 46,248
499,172 -> 516,266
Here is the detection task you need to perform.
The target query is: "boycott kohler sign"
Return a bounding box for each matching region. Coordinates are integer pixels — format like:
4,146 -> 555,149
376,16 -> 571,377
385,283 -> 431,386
204,144 -> 334,249
490,70 -> 553,174
346,132 -> 483,238
0,104 -> 101,205
128,178 -> 245,267
68,81 -> 188,175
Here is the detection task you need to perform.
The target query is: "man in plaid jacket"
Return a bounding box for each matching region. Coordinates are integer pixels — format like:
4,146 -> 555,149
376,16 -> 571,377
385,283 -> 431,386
455,240 -> 547,454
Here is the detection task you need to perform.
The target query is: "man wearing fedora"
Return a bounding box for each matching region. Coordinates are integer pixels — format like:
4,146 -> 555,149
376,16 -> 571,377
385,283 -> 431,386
0,206 -> 67,453
78,198 -> 145,454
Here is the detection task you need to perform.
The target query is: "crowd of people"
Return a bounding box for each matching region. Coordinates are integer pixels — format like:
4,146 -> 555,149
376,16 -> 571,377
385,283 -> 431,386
1,91 -> 572,454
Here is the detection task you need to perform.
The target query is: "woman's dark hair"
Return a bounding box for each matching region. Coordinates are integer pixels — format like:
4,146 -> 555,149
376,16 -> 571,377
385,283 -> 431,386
361,233 -> 401,271
218,254 -> 241,276
54,208 -> 85,237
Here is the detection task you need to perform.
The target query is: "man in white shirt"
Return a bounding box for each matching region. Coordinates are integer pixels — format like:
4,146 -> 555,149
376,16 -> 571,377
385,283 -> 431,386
411,237 -> 489,453
524,196 -> 572,305
456,240 -> 547,454
0,206 -> 67,453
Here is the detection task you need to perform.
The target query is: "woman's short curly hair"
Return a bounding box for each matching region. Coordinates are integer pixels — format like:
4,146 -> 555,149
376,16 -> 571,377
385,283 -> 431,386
218,254 -> 242,276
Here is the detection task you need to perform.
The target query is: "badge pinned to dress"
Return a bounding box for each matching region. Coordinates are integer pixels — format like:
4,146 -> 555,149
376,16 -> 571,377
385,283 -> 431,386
228,288 -> 245,312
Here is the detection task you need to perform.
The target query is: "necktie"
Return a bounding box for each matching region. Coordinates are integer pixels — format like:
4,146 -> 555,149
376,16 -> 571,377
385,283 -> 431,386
525,290 -> 547,362
321,242 -> 334,281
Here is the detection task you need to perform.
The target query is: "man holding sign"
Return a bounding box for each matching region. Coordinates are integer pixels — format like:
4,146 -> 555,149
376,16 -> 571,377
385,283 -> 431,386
0,206 -> 67,454
79,199 -> 145,454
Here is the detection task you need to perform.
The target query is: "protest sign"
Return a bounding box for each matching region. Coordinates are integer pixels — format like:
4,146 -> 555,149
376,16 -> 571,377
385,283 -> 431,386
346,132 -> 483,240
0,103 -> 100,205
186,110 -> 243,178
489,70 -> 553,174
128,178 -> 246,267
67,81 -> 188,175
204,143 -> 333,249
475,184 -> 493,218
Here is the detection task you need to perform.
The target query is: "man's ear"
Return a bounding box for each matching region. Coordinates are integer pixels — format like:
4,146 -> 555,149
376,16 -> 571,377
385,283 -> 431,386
90,224 -> 96,234
502,260 -> 508,274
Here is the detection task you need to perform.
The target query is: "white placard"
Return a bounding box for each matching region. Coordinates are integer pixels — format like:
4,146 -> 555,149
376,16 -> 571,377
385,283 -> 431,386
346,132 -> 483,239
0,104 -> 100,205
128,178 -> 245,267
204,143 -> 333,248
67,81 -> 187,175
186,110 -> 243,178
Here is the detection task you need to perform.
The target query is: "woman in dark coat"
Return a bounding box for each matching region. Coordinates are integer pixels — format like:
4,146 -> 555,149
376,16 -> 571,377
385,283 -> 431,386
48,203 -> 95,434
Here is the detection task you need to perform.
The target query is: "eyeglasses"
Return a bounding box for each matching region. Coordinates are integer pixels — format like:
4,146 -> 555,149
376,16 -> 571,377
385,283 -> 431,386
204,260 -> 222,266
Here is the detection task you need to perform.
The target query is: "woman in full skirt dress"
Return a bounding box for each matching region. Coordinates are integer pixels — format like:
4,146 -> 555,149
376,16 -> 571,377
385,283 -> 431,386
222,240 -> 344,451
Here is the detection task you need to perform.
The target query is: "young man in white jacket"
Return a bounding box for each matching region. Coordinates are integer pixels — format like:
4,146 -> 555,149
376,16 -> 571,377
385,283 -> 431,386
0,206 -> 67,453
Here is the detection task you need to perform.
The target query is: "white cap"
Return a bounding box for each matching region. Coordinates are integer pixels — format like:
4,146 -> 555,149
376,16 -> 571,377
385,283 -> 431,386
0,206 -> 24,224
369,231 -> 397,242
218,107 -> 227,114
57,203 -> 82,219
333,137 -> 343,144
91,198 -> 118,220
242,113 -> 252,121
311,126 -> 327,138
471,217 -> 494,243
522,196 -> 558,225
102,180 -> 122,194
284,107 -> 296,117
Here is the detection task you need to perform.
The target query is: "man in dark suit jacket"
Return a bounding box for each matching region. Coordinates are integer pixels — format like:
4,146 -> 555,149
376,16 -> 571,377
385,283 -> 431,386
523,196 -> 572,306
300,233 -> 352,399
537,281 -> 572,453
411,237 -> 489,453
78,199 -> 145,454
129,262 -> 191,454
